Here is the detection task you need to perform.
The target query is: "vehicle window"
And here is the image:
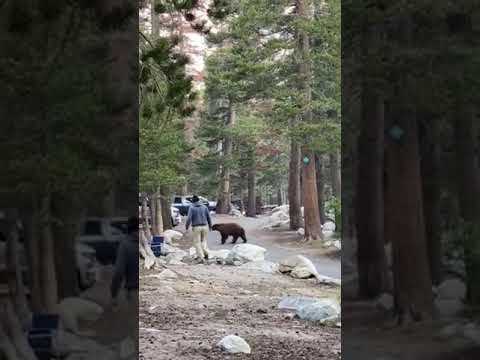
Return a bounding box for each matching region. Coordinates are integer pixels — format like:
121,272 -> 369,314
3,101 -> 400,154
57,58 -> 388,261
174,197 -> 182,203
185,196 -> 192,202
83,221 -> 102,236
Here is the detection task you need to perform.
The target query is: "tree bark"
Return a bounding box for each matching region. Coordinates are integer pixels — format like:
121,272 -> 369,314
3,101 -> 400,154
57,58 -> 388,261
246,149 -> 256,217
154,188 -> 164,235
161,186 -> 172,230
356,85 -> 389,298
288,137 -> 302,230
315,154 -> 327,224
420,119 -> 443,285
216,101 -> 235,214
386,114 -> 433,323
39,193 -> 58,312
296,0 -> 322,241
330,151 -> 341,199
454,107 -> 480,304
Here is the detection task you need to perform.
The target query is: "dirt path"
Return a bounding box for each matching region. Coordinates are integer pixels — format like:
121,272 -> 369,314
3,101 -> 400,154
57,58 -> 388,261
140,215 -> 341,359
177,214 -> 341,279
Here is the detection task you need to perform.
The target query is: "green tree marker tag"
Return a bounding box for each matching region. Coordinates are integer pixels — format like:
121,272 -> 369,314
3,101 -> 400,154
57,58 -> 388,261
303,156 -> 310,165
388,124 -> 405,142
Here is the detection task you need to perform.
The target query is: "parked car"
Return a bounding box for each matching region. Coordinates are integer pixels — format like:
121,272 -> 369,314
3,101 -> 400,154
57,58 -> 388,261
75,217 -> 129,265
174,195 -> 215,215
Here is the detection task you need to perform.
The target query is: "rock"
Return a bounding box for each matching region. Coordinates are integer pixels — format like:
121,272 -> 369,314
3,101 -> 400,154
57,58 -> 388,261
291,266 -> 316,279
323,240 -> 333,248
297,228 -> 305,236
322,221 -> 336,232
333,240 -> 341,250
226,244 -> 266,265
463,323 -> 480,344
209,249 -> 231,261
435,299 -> 464,318
56,297 -> 103,334
278,296 -> 321,311
55,330 -> 116,359
163,230 -> 183,245
229,208 -> 243,217
437,278 -> 466,301
217,335 -> 251,354
147,269 -> 178,280
316,275 -> 341,286
233,261 -> 242,266
165,249 -> 188,265
375,293 -> 394,312
279,255 -> 319,279
296,299 -> 341,323
240,260 -> 279,274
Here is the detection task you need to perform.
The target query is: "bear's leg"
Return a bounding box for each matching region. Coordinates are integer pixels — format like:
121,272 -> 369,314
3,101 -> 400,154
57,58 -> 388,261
241,232 -> 247,243
221,234 -> 227,244
232,236 -> 239,244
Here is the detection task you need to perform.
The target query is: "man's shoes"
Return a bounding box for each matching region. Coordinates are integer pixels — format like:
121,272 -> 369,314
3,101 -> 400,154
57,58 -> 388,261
204,254 -> 209,260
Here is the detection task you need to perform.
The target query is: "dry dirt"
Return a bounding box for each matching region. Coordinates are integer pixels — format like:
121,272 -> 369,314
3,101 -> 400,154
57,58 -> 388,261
139,261 -> 341,360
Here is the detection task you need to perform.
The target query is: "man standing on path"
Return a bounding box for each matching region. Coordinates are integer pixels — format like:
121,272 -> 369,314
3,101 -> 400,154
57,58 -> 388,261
185,195 -> 212,263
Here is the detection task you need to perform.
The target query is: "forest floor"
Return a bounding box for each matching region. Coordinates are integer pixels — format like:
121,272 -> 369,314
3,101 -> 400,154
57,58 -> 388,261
139,214 -> 341,359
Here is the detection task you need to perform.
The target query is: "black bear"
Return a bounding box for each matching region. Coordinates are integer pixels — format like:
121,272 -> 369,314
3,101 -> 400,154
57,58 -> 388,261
211,223 -> 247,244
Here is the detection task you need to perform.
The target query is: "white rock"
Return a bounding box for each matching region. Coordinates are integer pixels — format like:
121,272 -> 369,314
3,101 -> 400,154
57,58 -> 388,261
375,293 -> 394,312
278,296 -> 320,311
435,299 -> 464,318
291,266 -> 316,279
217,335 -> 251,354
57,297 -> 103,334
437,278 -> 466,301
241,260 -> 279,273
297,228 -> 305,236
333,240 -> 341,250
296,299 -> 341,323
163,230 -> 183,245
226,244 -> 266,264
189,247 -> 196,256
279,255 -> 319,279
165,250 -> 188,265
209,249 -> 231,260
316,275 -> 341,286
322,221 -> 336,232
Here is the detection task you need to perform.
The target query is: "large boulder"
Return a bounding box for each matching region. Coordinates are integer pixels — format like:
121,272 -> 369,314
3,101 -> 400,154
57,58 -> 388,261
163,230 -> 183,245
296,299 -> 341,323
278,296 -> 320,311
240,260 -> 279,273
209,249 -> 231,261
435,299 -> 465,318
437,278 -> 466,301
165,249 -> 188,265
279,255 -> 319,279
217,335 -> 251,354
57,297 -> 103,334
226,244 -> 266,265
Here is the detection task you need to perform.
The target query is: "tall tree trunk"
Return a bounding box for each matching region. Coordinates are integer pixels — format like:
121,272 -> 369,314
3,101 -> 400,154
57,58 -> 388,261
420,119 -> 443,285
330,151 -> 341,199
161,186 -> 172,230
288,137 -> 302,230
141,195 -> 152,241
296,0 -> 322,241
246,150 -> 256,217
277,188 -> 282,206
315,154 -> 327,224
39,193 -> 58,312
386,114 -> 433,324
216,101 -> 235,214
356,87 -> 388,298
150,0 -> 159,37
20,205 -> 43,313
455,107 -> 480,304
154,188 -> 164,235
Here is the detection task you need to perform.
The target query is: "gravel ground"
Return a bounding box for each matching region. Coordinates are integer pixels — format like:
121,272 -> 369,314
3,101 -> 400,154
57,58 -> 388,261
139,262 -> 340,360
